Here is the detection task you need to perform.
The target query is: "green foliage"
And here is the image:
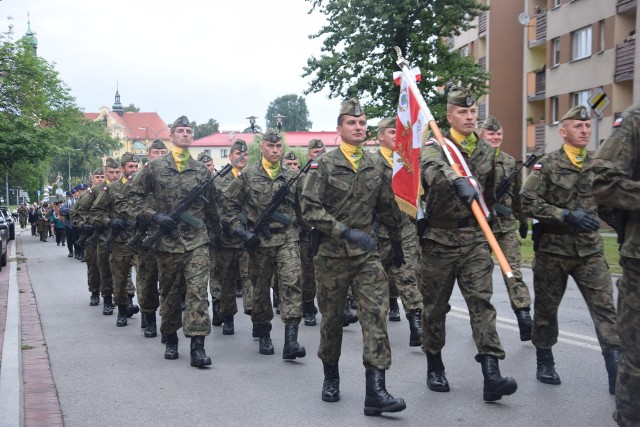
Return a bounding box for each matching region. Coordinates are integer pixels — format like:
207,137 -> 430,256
123,103 -> 140,113
303,0 -> 489,128
192,118 -> 220,139
265,94 -> 312,131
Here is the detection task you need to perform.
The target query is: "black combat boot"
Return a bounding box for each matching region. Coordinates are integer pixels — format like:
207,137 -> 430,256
343,300 -> 358,327
283,324 -> 306,360
389,297 -> 401,322
127,294 -> 139,318
603,346 -> 622,395
222,315 -> 234,336
536,347 -> 561,385
144,312 -> 157,338
190,336 -> 212,368
116,305 -> 128,327
426,351 -> 450,392
407,309 -> 422,347
515,307 -> 533,341
480,355 -> 518,401
252,323 -> 260,338
89,292 -> 100,306
303,301 -> 317,326
258,323 -> 274,355
141,314 -> 147,329
164,332 -> 179,360
273,290 -> 281,315
363,366 -> 407,416
211,299 -> 223,326
322,362 -> 340,402
103,296 -> 113,315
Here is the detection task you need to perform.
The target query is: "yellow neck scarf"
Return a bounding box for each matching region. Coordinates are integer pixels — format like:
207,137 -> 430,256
172,147 -> 191,173
340,142 -> 363,171
451,128 -> 478,156
121,177 -> 128,184
494,148 -> 501,159
563,144 -> 587,169
261,157 -> 281,180
232,167 -> 241,178
380,146 -> 393,167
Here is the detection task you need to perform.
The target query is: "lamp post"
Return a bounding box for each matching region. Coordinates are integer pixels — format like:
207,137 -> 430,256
274,113 -> 285,132
246,116 -> 258,133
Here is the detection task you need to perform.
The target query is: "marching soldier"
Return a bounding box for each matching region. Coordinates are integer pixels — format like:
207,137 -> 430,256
301,99 -> 406,415
36,202 -> 50,241
479,116 -> 533,340
283,151 -> 300,171
521,105 -> 620,393
17,202 -> 28,229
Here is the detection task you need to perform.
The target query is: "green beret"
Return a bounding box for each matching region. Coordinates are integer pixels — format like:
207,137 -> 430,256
197,152 -> 213,163
377,117 -> 396,130
92,167 -> 104,175
105,157 -> 119,169
150,139 -> 167,150
262,129 -> 282,143
120,152 -> 138,164
170,115 -> 192,129
561,105 -> 590,121
231,139 -> 248,152
283,151 -> 297,161
447,86 -> 475,107
481,115 -> 502,131
308,139 -> 324,150
339,98 -> 364,117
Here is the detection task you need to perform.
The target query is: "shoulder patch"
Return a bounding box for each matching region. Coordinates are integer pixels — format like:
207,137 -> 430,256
533,163 -> 542,171
309,162 -> 319,169
613,117 -> 624,128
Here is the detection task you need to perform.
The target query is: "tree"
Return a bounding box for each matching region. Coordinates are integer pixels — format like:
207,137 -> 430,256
192,118 -> 220,139
265,94 -> 313,131
124,103 -> 140,113
303,0 -> 489,128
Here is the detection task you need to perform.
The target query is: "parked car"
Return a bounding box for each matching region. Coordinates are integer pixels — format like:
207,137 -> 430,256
0,206 -> 15,240
0,210 -> 9,271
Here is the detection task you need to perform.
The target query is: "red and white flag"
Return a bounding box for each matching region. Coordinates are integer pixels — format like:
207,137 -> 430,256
392,67 -> 426,217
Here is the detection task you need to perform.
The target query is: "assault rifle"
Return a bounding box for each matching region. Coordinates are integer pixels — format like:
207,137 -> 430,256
494,145 -> 545,217
125,216 -> 151,254
101,217 -> 137,253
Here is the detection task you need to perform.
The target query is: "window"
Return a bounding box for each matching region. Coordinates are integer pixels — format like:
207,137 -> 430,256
553,0 -> 561,7
598,20 -> 605,52
552,38 -> 560,66
460,45 -> 469,57
572,90 -> 591,110
551,97 -> 560,123
572,26 -> 592,60
220,149 -> 228,158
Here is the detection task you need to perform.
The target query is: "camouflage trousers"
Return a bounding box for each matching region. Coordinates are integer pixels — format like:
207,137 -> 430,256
532,251 -> 619,350
378,235 -> 423,313
218,247 -> 246,317
616,256 -> 640,427
157,244 -> 211,337
494,229 -> 531,311
299,232 -> 316,303
249,241 -> 302,325
238,250 -> 253,313
136,245 -> 159,314
315,250 -> 392,370
110,241 -> 136,306
209,244 -> 221,302
420,239 -> 505,361
85,243 -> 100,294
96,245 -> 113,297
36,220 -> 48,241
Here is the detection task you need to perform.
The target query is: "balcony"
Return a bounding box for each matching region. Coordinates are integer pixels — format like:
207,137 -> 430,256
535,124 -> 545,151
615,37 -> 635,82
528,12 -> 547,47
618,0 -> 637,14
478,12 -> 487,36
527,68 -> 546,101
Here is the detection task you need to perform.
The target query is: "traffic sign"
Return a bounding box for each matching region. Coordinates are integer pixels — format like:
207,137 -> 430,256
588,87 -> 610,117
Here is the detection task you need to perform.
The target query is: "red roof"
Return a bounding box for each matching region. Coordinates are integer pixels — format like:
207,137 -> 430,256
83,111 -> 169,140
192,131 -> 373,148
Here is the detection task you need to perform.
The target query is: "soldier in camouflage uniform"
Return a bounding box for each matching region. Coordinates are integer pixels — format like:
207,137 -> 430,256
127,116 -> 220,368
480,116 -> 533,341
91,153 -> 140,327
71,168 -> 106,306
18,203 -> 28,229
419,87 -> 517,402
301,99 -> 406,416
221,129 -> 306,360
283,151 -> 300,171
521,105 -> 620,393
373,117 -> 423,347
590,102 -> 640,425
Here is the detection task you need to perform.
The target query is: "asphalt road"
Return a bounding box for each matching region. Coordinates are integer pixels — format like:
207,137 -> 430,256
21,233 -> 618,426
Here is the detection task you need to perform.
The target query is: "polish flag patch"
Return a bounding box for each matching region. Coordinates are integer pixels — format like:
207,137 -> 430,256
309,162 -> 319,169
533,163 -> 542,171
613,117 -> 624,128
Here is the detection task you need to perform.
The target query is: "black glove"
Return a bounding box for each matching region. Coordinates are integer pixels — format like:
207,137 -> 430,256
109,217 -> 126,232
340,225 -> 377,251
93,222 -> 107,233
453,178 -> 477,208
81,223 -> 94,234
563,209 -> 600,232
391,240 -> 405,268
136,215 -> 151,229
519,218 -> 528,239
235,228 -> 260,250
152,213 -> 177,232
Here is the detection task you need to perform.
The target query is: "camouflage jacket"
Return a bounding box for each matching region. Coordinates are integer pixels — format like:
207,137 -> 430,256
221,161 -> 301,248
215,171 -> 244,249
300,147 -> 402,258
91,178 -> 135,243
127,154 -> 219,254
71,183 -> 102,227
420,133 -> 496,246
372,149 -> 416,240
521,147 -> 603,257
491,150 -> 524,234
590,101 -> 640,260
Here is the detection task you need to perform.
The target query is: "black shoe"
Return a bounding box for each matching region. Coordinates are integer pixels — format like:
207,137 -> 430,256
222,315 -> 234,335
283,324 -> 306,360
481,355 -> 518,401
407,310 -> 422,347
116,305 -> 128,327
211,300 -> 223,326
364,367 -> 407,416
103,296 -> 113,315
144,312 -> 158,338
322,362 -> 340,402
515,308 -> 533,341
603,347 -> 622,395
164,333 -> 179,360
536,347 -> 561,385
389,298 -> 401,322
127,294 -> 139,318
89,292 -> 100,306
342,300 -> 358,327
257,323 -> 274,355
426,352 -> 450,392
190,336 -> 212,368
303,301 -> 317,326
68,253 -> 74,258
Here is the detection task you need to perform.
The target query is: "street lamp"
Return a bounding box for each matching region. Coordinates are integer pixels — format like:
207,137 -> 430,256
246,116 -> 258,133
274,114 -> 285,132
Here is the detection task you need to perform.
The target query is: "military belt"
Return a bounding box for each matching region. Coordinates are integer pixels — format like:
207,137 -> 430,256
541,223 -> 576,234
426,217 -> 478,229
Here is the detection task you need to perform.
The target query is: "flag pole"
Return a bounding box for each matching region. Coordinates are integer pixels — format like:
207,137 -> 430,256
394,46 -> 515,282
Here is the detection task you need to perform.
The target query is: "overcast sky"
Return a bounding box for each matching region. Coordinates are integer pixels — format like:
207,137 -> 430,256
2,0 -> 344,131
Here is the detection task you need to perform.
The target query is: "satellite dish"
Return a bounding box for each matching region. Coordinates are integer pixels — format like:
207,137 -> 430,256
518,12 -> 530,26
